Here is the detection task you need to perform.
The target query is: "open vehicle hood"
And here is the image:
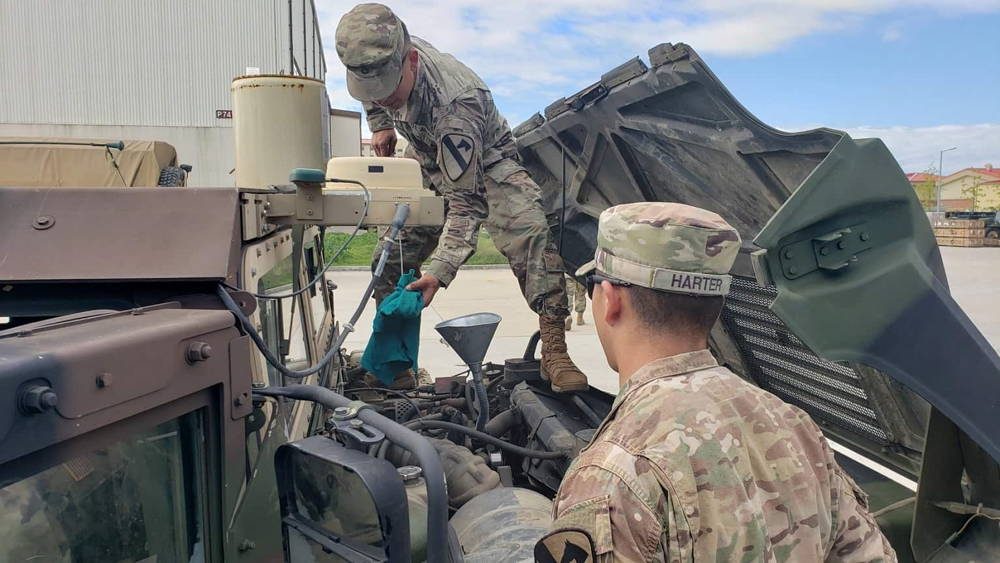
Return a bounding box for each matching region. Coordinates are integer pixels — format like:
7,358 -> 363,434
514,43 -> 845,275
516,42 -> 1000,560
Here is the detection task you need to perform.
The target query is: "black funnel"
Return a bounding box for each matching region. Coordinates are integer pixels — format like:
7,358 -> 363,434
435,313 -> 501,367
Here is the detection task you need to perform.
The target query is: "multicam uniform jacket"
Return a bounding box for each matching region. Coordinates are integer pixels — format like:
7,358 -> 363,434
551,350 -> 897,562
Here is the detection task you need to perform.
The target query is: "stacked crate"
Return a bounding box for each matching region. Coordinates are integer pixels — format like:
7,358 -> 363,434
932,218 -> 986,247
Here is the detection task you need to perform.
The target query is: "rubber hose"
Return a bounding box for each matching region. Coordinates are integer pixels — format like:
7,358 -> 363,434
406,420 -> 567,460
484,408 -> 519,437
464,381 -> 476,421
472,375 -> 489,433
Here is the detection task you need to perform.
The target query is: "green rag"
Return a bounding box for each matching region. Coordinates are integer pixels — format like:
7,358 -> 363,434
362,270 -> 423,385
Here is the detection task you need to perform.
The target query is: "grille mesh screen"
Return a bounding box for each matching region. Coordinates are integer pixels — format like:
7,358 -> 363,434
721,277 -> 891,445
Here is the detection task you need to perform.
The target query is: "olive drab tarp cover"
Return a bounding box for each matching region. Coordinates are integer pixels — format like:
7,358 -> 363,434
0,137 -> 177,187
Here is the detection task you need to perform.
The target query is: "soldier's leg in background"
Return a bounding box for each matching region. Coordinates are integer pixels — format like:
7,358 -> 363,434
563,275 -> 575,330
573,276 -> 587,324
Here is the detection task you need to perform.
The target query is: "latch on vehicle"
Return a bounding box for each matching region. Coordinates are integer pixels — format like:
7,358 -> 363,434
777,224 -> 873,280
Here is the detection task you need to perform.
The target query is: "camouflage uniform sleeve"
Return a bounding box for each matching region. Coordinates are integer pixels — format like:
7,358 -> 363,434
827,467 -> 898,562
363,101 -> 395,133
422,95 -> 489,286
552,464 -> 665,562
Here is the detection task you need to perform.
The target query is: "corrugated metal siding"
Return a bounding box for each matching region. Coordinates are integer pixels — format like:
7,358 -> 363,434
0,0 -> 324,127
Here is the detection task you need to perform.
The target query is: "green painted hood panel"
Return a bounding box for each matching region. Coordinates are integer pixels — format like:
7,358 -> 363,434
754,135 -> 1000,462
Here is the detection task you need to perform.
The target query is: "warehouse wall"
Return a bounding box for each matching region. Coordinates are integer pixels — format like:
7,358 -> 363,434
0,0 -> 331,187
330,110 -> 362,157
0,0 -> 325,127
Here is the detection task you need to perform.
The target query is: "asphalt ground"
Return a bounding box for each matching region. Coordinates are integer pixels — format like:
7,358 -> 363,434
330,246 -> 1000,395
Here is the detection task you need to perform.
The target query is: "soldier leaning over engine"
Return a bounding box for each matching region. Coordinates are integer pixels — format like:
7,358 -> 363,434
334,3 -> 587,392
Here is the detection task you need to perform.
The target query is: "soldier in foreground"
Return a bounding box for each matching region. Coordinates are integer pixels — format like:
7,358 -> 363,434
334,3 -> 588,392
538,203 -> 896,561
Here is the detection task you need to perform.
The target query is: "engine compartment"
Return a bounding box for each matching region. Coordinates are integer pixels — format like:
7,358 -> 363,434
331,335 -> 614,560
339,337 -> 613,499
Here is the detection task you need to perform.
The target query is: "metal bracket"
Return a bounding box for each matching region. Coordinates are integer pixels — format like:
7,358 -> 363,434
328,401 -> 385,451
777,224 -> 873,280
263,188 -> 445,228
330,419 -> 386,451
294,183 -> 324,221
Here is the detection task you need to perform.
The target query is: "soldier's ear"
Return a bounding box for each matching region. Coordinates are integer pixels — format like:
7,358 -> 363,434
601,281 -> 624,325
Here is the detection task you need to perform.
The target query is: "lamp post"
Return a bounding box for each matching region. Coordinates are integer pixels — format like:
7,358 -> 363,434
936,146 -> 957,211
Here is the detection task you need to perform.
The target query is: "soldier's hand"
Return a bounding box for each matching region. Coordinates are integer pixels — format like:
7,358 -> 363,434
372,129 -> 397,157
407,273 -> 441,307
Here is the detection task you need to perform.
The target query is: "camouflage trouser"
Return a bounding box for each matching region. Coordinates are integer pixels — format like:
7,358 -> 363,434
566,275 -> 587,314
372,167 -> 569,319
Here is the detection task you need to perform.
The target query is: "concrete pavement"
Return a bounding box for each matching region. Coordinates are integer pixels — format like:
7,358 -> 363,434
937,248 -> 1000,351
329,247 -> 1000,395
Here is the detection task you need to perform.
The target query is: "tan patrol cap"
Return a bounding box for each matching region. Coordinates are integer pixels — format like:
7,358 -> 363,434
576,202 -> 741,296
335,3 -> 409,102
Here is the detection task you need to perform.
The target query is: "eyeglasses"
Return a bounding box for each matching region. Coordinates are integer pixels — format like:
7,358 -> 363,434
585,272 -> 632,299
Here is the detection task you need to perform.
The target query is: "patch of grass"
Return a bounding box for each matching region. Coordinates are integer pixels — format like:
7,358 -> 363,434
324,229 -> 508,267
467,231 -> 508,265
324,230 -> 381,265
258,230 -> 507,290
258,259 -> 293,291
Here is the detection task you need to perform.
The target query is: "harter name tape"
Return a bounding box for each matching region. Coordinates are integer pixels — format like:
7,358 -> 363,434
594,248 -> 731,296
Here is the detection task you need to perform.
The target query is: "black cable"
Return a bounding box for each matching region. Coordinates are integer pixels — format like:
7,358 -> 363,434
224,178 -> 371,300
215,203 -> 410,379
406,420 -> 568,460
0,140 -> 124,149
471,373 -> 489,432
218,284 -> 335,379
464,379 -> 476,420
560,143 -> 566,254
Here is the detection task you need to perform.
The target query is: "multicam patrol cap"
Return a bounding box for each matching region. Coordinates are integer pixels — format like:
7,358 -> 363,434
335,4 -> 410,102
576,202 -> 741,296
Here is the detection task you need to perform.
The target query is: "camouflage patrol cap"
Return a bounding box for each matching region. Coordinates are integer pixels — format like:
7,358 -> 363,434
335,4 -> 410,102
576,203 -> 741,296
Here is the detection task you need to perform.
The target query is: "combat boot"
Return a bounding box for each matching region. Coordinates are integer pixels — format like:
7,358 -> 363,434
364,369 -> 416,390
565,317 -> 573,331
539,315 -> 589,392
576,311 -> 586,326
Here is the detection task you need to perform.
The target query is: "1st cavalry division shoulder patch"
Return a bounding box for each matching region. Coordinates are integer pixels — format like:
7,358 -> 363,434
440,133 -> 475,182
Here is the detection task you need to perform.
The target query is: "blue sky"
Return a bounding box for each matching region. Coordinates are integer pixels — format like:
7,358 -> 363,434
318,1 -> 1000,174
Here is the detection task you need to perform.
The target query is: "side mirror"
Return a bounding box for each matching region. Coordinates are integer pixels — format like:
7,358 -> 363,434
275,435 -> 411,562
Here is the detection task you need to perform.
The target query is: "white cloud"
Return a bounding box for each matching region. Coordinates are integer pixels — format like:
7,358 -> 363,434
882,22 -> 903,42
315,2 -> 1000,151
839,123 -> 1000,173
317,0 -> 998,113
